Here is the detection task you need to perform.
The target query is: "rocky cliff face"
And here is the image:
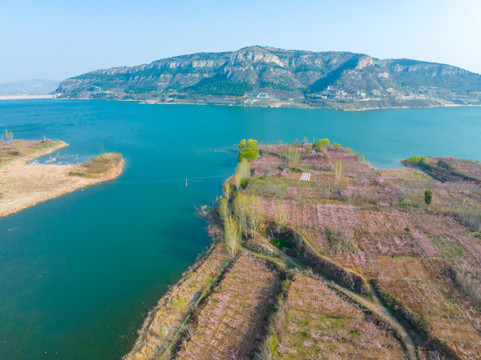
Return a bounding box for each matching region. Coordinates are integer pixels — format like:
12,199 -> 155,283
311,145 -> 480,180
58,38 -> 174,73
56,46 -> 481,108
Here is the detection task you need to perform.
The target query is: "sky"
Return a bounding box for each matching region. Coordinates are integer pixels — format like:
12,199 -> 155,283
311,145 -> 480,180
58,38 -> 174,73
1,0 -> 480,83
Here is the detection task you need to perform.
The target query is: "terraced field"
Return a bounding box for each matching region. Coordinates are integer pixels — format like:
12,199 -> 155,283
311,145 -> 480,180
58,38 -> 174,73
273,273 -> 406,359
127,140 -> 481,360
177,254 -> 280,360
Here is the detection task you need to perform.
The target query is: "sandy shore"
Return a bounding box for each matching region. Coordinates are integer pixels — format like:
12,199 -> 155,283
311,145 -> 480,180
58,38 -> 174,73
0,95 -> 55,100
0,142 -> 123,218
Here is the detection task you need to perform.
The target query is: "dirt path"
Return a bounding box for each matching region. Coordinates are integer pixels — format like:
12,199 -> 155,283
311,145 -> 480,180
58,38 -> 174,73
277,249 -> 417,360
329,282 -> 417,360
0,143 -> 123,218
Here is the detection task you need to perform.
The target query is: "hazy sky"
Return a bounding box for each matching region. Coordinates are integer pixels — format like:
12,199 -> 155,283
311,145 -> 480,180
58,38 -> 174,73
1,0 -> 480,83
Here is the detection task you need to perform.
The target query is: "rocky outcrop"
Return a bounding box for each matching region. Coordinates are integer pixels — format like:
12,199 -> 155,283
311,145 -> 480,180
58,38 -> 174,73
56,46 -> 481,108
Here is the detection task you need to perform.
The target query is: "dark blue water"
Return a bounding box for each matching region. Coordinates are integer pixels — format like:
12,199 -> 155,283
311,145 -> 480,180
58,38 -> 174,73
0,100 -> 480,360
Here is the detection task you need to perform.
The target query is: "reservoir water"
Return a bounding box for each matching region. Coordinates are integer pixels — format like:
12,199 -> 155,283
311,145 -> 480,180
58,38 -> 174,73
0,100 -> 480,360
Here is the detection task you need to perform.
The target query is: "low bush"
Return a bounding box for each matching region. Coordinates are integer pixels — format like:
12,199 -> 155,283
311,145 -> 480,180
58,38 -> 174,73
270,238 -> 293,250
280,146 -> 301,168
406,155 -> 421,165
326,227 -> 359,253
424,190 -> 433,205
453,261 -> 481,306
314,138 -> 330,151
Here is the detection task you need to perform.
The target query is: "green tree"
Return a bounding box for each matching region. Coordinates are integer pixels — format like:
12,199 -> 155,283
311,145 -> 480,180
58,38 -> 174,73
238,139 -> 246,150
314,138 -> 330,151
406,155 -> 421,165
246,139 -> 257,148
425,190 -> 433,205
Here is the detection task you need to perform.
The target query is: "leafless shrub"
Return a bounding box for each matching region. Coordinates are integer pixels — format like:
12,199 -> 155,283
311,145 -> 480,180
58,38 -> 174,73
260,184 -> 283,198
453,261 -> 481,306
326,226 -> 359,253
272,200 -> 288,233
453,206 -> 481,231
280,146 -> 300,168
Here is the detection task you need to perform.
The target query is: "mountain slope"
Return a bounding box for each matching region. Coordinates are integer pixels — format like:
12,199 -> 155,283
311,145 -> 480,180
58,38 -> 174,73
56,46 -> 481,109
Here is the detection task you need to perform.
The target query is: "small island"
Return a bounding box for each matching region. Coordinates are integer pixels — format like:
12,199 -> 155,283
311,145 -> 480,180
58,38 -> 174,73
125,139 -> 481,360
0,133 -> 123,218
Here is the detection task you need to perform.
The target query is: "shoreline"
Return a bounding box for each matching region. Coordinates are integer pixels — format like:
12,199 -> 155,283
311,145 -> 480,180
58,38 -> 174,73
54,96 -> 481,111
0,94 -> 56,100
123,223 -> 229,360
0,142 -> 124,219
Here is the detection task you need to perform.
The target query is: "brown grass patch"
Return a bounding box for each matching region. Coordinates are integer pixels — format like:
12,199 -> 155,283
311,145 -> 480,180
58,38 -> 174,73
411,212 -> 468,236
373,257 -> 431,280
69,152 -> 123,178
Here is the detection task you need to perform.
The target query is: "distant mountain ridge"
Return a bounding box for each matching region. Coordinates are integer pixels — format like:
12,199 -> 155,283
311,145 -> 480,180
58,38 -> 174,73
56,46 -> 481,109
0,79 -> 60,95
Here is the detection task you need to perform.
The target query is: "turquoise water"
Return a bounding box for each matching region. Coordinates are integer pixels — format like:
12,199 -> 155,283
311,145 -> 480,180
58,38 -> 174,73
0,100 -> 480,360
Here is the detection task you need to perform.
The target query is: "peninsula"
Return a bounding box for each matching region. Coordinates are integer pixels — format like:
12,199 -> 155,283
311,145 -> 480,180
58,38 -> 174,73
56,46 -> 481,110
0,137 -> 123,218
125,139 -> 481,360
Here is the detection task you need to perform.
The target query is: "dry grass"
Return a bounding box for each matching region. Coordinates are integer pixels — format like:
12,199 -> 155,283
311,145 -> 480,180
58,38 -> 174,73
69,152 -> 123,178
453,261 -> 481,306
0,139 -> 59,167
0,142 -> 123,218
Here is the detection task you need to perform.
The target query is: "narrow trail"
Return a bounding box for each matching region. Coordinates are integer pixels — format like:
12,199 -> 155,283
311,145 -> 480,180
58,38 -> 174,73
329,282 -> 417,360
277,250 -> 418,360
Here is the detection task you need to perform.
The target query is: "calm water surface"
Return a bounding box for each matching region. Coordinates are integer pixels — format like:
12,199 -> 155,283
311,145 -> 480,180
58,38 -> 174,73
0,100 -> 480,359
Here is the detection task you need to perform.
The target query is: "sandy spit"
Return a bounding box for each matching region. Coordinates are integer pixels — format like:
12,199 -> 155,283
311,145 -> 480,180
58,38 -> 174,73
0,142 -> 124,218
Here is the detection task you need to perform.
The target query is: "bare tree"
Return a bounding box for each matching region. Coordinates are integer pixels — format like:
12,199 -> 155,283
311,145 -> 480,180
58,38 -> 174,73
236,158 -> 251,179
280,146 -> 301,168
234,194 -> 263,235
222,181 -> 232,200
273,200 -> 288,233
224,216 -> 241,258
334,160 -> 343,185
233,193 -> 249,233
218,197 -> 230,222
